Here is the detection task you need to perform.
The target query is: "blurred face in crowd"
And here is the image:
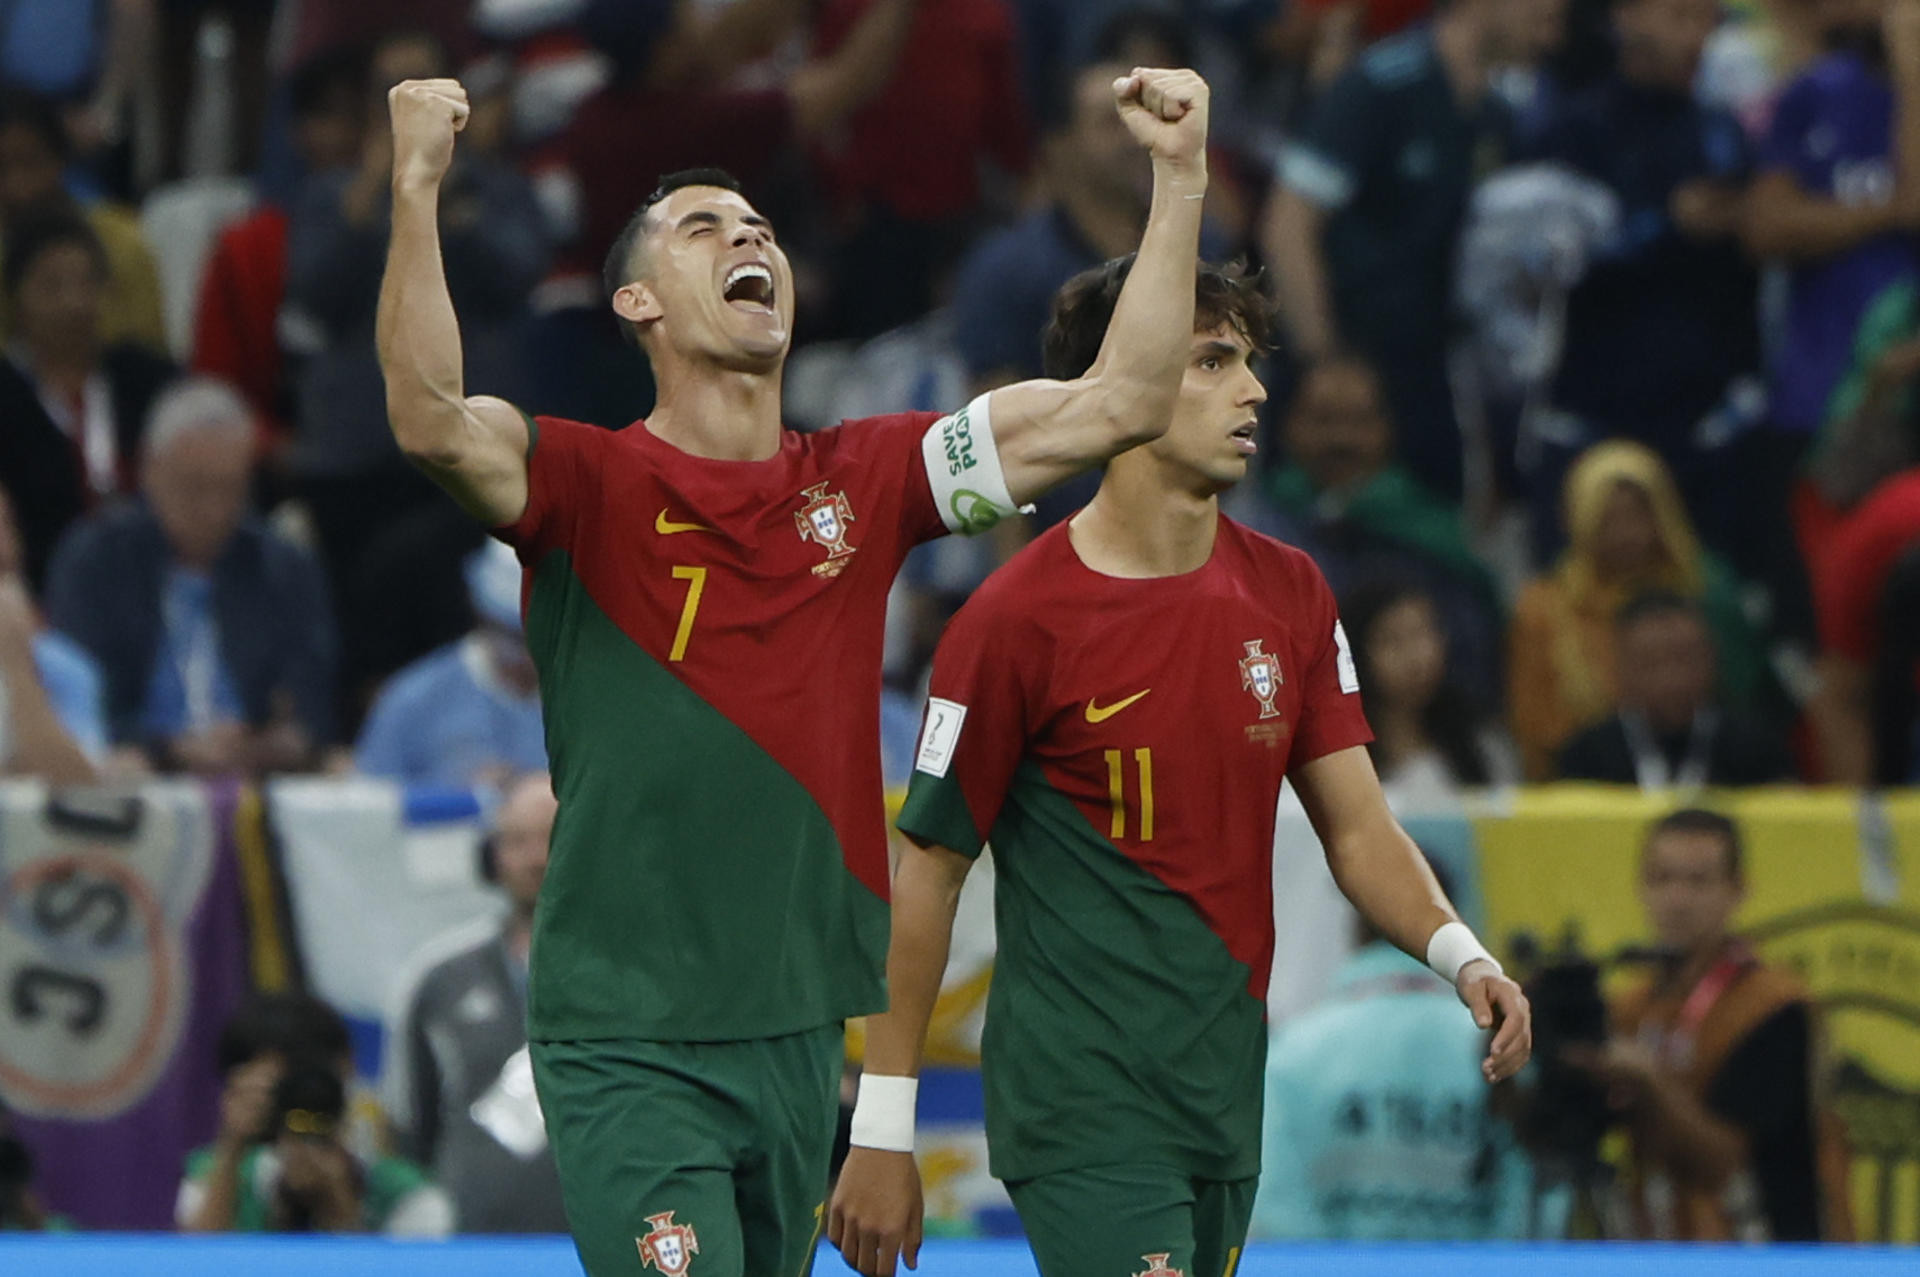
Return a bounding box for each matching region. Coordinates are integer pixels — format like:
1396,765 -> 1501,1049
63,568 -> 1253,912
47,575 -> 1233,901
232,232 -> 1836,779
1362,594 -> 1448,714
11,238 -> 104,360
1617,606 -> 1716,732
1135,325 -> 1267,491
1815,0 -> 1889,42
1591,479 -> 1666,581
1640,827 -> 1743,957
1482,0 -> 1569,65
1615,0 -> 1721,89
0,121 -> 60,217
494,774 -> 556,916
1283,360 -> 1392,493
1055,62 -> 1150,210
615,185 -> 795,372
295,81 -> 364,174
144,423 -> 254,568
371,33 -> 448,96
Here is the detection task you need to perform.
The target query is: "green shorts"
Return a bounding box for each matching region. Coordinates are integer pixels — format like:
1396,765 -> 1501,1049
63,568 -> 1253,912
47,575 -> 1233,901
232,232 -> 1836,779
531,1026 -> 843,1277
1006,1164 -> 1257,1277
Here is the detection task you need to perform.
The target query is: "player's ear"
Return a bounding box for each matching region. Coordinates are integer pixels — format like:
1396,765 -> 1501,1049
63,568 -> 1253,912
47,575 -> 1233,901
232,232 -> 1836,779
612,280 -> 662,327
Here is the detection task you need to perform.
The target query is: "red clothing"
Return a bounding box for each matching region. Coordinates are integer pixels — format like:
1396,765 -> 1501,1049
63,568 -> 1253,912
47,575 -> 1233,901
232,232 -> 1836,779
811,0 -> 1031,221
1300,0 -> 1434,39
1814,469 -> 1920,663
191,208 -> 289,441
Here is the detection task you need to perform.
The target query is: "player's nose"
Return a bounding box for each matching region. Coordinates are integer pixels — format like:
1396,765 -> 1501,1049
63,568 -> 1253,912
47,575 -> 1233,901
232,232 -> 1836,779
732,222 -> 770,249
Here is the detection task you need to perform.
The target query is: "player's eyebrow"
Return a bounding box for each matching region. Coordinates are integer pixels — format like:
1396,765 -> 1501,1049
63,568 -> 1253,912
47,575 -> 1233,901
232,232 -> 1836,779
1194,339 -> 1241,360
676,210 -> 723,233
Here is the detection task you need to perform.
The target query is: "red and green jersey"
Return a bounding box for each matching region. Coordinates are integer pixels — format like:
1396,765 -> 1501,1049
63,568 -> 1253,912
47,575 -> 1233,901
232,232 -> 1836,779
496,410 -> 954,1043
896,518 -> 1373,1182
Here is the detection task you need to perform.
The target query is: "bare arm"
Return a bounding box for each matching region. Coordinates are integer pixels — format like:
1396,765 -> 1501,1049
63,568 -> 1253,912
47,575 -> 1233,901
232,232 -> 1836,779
1292,745 -> 1532,1082
789,0 -> 924,140
986,69 -> 1210,505
1741,171 -> 1904,262
1261,186 -> 1339,362
375,79 -> 530,527
828,839 -> 973,1277
1809,653 -> 1872,784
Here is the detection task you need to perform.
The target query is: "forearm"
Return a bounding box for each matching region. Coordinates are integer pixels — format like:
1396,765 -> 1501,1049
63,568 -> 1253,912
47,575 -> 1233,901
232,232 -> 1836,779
862,847 -> 968,1078
1323,809 -> 1457,961
1810,657 -> 1872,784
1632,1075 -> 1748,1188
377,182 -> 471,466
0,648 -> 95,785
181,1149 -> 245,1232
1744,180 -> 1899,260
1263,190 -> 1338,360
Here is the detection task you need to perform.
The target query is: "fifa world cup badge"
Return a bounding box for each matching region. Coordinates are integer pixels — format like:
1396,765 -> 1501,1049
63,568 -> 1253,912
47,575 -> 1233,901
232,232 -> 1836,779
1133,1254 -> 1186,1277
794,482 -> 858,578
636,1210 -> 700,1274
1238,639 -> 1283,720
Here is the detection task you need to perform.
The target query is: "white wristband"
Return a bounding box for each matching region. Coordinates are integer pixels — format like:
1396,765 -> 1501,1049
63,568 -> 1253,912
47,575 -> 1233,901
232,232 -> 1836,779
849,1074 -> 918,1153
1426,921 -> 1501,985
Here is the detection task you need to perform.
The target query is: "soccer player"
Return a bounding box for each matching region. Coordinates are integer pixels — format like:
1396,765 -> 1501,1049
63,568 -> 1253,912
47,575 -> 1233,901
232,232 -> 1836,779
828,260 -> 1535,1277
374,66 -> 1213,1277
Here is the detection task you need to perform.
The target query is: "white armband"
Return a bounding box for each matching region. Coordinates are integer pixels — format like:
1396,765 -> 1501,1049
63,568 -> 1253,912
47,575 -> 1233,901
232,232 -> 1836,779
921,394 -> 1031,535
848,1073 -> 918,1153
1426,921 -> 1501,985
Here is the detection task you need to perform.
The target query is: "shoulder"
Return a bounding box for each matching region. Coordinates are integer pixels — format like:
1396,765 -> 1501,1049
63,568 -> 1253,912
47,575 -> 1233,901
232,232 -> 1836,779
1224,519 -> 1333,597
948,528 -> 1072,636
808,410 -> 943,460
56,504 -> 159,561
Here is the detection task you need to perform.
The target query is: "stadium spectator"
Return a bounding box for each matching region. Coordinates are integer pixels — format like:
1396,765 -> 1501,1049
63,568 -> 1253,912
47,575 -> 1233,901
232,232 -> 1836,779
0,207 -> 176,589
0,483 -> 103,784
283,28 -> 546,619
1808,464 -> 1920,780
1263,0 -> 1566,499
178,992 -> 452,1236
1743,0 -> 1920,631
1253,358 -> 1504,703
0,1097 -> 66,1231
1556,592 -> 1796,787
0,89 -> 165,350
1568,808 -> 1849,1240
1253,865 -> 1536,1239
45,377 -> 335,774
1508,441 -> 1767,780
1523,0 -> 1761,561
1343,580 -> 1517,797
192,44 -> 369,445
156,0 -> 278,182
354,540 -> 545,788
384,773 -> 567,1233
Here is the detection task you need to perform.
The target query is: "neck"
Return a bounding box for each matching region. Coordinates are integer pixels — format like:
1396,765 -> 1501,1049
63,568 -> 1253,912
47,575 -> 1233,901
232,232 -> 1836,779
1071,458 -> 1220,578
1433,7 -> 1490,106
1059,183 -> 1148,262
645,362 -> 786,460
1669,935 -> 1735,992
24,339 -> 95,393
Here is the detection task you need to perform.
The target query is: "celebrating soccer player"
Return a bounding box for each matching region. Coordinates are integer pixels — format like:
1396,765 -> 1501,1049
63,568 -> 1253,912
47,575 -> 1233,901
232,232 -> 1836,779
828,261 -> 1535,1277
375,63 -> 1215,1277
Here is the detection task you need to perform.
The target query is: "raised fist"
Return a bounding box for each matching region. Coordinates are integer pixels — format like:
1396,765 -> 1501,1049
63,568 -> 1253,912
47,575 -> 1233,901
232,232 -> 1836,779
387,78 -> 470,190
1113,67 -> 1209,169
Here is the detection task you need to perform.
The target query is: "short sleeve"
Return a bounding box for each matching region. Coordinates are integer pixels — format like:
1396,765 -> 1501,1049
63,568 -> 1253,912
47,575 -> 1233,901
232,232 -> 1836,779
895,597 -> 1033,858
833,410 -> 949,547
1280,64 -> 1387,211
492,413 -> 603,558
1288,563 -> 1374,769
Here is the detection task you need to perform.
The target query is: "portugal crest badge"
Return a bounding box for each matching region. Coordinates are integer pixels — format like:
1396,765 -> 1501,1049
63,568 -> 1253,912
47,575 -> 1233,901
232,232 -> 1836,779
637,1210 -> 700,1275
1133,1255 -> 1186,1277
794,482 -> 858,577
1239,639 -> 1283,720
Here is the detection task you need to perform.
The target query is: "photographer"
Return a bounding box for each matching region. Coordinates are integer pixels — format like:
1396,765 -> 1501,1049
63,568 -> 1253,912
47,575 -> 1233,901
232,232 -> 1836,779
1567,809 -> 1848,1241
176,993 -> 451,1236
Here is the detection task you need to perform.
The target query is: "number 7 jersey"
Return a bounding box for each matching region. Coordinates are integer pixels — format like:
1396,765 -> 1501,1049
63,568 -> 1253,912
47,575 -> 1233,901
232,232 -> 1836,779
495,409 -> 970,1044
896,518 -> 1373,1182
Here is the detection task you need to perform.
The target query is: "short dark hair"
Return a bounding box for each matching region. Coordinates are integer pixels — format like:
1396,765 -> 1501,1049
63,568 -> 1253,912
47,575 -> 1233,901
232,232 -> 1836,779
1041,256 -> 1274,381
1092,7 -> 1193,69
602,167 -> 746,305
1616,588 -> 1704,632
1643,807 -> 1744,884
216,992 -> 352,1077
2,208 -> 107,298
0,90 -> 67,161
288,43 -> 369,119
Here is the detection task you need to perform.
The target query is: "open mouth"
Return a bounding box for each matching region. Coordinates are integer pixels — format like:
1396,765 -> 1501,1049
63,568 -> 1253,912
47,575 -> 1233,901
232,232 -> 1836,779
723,263 -> 775,313
1229,422 -> 1258,456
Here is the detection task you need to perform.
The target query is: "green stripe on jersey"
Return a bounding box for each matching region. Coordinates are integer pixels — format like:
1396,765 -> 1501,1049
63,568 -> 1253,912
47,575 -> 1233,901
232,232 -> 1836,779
907,760 -> 1266,1182
524,550 -> 887,1042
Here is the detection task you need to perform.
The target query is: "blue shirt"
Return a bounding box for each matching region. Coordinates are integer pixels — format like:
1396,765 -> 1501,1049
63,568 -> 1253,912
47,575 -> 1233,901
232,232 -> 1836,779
141,568 -> 244,739
30,630 -> 106,760
1762,52 -> 1920,434
1253,943 -> 1544,1240
355,636 -> 547,787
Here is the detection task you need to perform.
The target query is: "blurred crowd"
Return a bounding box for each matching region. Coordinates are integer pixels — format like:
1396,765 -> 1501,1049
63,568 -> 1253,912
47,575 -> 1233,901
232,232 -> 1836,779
0,0 -> 1890,1248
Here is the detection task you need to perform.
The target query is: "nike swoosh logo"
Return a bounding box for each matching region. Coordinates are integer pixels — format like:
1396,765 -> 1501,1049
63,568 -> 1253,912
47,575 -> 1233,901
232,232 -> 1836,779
655,509 -> 714,535
1085,689 -> 1151,723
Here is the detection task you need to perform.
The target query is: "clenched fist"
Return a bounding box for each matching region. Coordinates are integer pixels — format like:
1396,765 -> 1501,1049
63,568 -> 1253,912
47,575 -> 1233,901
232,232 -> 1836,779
1113,67 -> 1209,170
388,78 -> 470,190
